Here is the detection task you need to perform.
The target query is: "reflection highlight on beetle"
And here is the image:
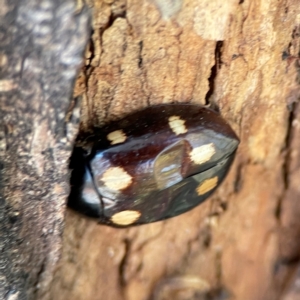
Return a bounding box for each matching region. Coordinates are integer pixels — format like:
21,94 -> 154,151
68,104 -> 239,227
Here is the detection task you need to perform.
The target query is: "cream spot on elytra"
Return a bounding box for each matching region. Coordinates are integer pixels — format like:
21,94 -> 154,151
196,177 -> 218,195
101,167 -> 132,190
168,116 -> 187,135
107,130 -> 127,145
190,143 -> 216,164
110,210 -> 141,225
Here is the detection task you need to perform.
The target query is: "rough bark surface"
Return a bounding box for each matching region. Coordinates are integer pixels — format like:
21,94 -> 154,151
48,0 -> 300,300
0,0 -> 89,299
46,1 -> 300,300
2,0 -> 300,299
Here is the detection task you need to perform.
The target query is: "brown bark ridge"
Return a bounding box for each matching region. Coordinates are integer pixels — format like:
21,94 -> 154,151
47,0 -> 300,299
50,0 -> 300,300
0,0 -> 90,299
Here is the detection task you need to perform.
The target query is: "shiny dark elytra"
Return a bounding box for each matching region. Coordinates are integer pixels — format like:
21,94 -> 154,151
68,104 -> 239,227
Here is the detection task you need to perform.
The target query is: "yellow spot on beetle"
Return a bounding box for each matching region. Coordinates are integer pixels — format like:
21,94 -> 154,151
107,130 -> 127,145
196,177 -> 218,195
190,143 -> 216,164
168,116 -> 187,135
111,210 -> 141,225
101,167 -> 132,190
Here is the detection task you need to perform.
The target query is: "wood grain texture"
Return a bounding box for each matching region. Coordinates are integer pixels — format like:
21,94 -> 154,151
0,0 -> 89,299
49,0 -> 300,299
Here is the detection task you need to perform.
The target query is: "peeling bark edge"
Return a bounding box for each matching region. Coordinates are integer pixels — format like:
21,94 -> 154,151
0,0 -> 90,299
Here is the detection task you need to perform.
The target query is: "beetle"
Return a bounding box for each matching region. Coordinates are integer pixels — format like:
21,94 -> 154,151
68,104 -> 239,227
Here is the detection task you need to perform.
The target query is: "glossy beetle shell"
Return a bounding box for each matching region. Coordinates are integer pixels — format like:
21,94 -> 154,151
68,104 -> 239,227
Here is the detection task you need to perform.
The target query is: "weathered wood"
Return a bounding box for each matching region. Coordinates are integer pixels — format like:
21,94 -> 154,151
2,0 -> 300,299
0,0 -> 89,299
49,0 -> 300,300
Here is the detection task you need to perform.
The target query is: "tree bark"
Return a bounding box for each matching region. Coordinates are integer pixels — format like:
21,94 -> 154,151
48,1 -> 300,300
0,0 -> 89,299
2,0 -> 300,299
